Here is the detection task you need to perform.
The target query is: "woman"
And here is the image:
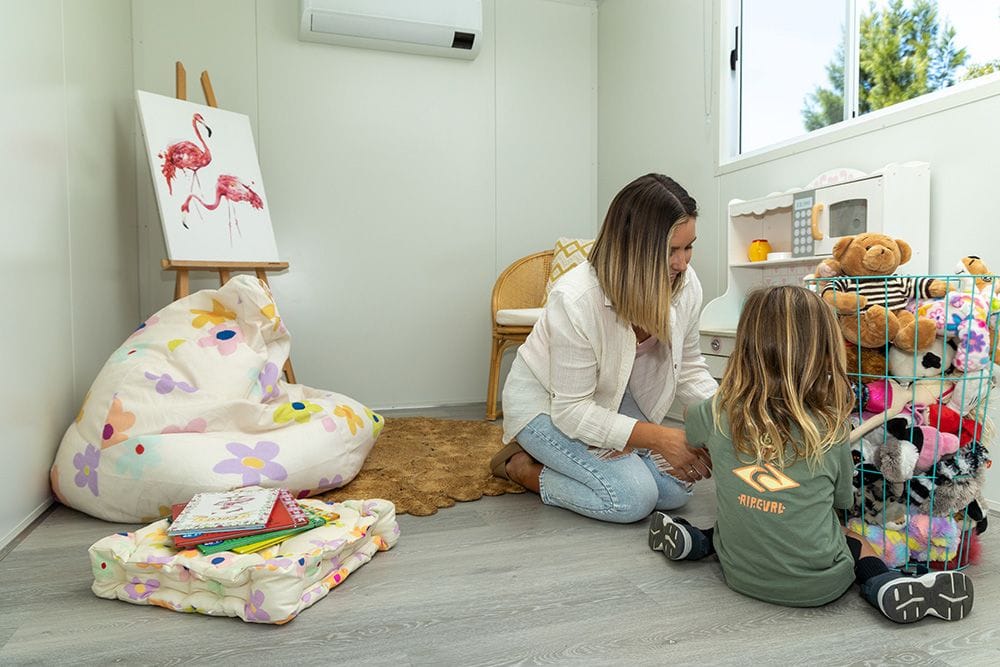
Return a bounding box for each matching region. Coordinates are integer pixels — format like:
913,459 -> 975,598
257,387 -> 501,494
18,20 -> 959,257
490,173 -> 719,523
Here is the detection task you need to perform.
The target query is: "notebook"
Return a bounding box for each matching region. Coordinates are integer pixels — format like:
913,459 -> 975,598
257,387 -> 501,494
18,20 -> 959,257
167,486 -> 280,536
196,508 -> 330,555
171,489 -> 308,548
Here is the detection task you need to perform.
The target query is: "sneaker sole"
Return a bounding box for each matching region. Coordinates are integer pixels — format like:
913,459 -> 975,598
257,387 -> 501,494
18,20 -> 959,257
647,511 -> 690,560
879,571 -> 974,623
648,511 -> 668,551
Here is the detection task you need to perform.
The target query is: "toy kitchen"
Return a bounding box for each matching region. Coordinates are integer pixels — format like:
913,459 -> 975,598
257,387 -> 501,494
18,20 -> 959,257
697,161 -> 931,381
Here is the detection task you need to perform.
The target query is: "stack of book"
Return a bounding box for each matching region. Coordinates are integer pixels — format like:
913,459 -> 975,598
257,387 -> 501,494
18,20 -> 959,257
167,486 -> 333,555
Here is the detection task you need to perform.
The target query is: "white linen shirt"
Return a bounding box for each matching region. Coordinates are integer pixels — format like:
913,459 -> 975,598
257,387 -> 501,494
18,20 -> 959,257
501,262 -> 718,450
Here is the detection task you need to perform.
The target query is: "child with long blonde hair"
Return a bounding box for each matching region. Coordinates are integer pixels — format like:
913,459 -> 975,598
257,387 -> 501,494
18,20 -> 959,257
648,285 -> 974,623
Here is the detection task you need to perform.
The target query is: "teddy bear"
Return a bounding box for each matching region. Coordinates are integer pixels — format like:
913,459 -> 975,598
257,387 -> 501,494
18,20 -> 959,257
846,341 -> 888,379
820,233 -> 947,352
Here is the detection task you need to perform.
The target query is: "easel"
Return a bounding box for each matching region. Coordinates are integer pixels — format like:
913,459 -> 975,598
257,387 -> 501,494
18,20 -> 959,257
162,61 -> 297,383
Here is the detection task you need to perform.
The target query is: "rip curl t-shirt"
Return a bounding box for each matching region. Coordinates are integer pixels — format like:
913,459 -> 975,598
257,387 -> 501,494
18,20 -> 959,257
685,397 -> 855,607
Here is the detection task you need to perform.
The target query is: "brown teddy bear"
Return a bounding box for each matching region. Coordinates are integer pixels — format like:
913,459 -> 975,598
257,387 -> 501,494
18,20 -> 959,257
844,341 -> 888,378
820,233 -> 946,352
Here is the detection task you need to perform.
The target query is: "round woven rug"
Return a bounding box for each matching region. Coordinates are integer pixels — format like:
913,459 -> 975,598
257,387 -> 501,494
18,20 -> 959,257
317,416 -> 525,516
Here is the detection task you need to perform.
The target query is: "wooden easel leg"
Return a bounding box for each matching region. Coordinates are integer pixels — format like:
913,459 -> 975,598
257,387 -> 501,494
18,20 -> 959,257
174,269 -> 190,300
201,71 -> 218,108
175,61 -> 186,100
218,269 -> 232,285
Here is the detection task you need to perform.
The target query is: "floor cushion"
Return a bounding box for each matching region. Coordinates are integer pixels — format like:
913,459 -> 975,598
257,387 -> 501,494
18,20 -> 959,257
51,275 -> 383,522
89,498 -> 398,624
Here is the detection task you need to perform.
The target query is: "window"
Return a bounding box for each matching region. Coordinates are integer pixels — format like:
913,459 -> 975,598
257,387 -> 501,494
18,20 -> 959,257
726,0 -> 1000,158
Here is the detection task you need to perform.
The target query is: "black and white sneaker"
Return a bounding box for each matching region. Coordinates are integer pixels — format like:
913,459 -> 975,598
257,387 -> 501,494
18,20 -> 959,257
876,571 -> 974,623
647,511 -> 692,560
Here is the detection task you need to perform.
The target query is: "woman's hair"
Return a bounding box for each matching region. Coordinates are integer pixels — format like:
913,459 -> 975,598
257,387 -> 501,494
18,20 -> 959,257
713,285 -> 854,469
589,173 -> 697,344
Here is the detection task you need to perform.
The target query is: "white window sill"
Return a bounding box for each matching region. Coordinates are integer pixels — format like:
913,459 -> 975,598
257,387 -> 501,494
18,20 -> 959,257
718,72 -> 1000,175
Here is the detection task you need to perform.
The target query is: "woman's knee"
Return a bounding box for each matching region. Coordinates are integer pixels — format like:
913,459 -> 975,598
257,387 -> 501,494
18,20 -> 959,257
655,479 -> 692,511
601,472 -> 659,523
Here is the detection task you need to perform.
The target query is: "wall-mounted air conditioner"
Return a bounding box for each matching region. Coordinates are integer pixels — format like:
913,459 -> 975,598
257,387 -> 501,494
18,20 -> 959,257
299,0 -> 482,61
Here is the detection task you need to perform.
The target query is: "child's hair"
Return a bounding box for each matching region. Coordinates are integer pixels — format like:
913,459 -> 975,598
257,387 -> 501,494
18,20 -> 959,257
713,285 -> 854,468
589,173 -> 697,345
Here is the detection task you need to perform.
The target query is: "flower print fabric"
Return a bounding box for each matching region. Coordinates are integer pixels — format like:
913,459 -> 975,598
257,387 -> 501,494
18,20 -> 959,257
51,275 -> 381,523
88,498 -> 399,624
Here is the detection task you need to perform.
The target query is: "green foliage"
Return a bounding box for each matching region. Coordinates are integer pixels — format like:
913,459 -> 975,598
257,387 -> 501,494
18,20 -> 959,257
964,59 -> 1000,80
802,0 -> 968,131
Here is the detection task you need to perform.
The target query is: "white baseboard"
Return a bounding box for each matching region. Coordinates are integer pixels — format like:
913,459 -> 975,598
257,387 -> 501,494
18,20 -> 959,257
986,497 -> 1000,515
0,497 -> 54,556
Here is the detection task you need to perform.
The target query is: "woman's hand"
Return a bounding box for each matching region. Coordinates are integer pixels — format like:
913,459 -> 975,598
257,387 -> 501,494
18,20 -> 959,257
628,422 -> 712,483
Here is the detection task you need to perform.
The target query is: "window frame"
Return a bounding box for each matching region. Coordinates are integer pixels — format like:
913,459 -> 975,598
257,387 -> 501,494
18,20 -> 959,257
719,0 -> 1000,172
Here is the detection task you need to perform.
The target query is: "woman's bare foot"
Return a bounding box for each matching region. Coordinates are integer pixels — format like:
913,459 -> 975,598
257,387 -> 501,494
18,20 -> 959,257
505,451 -> 542,493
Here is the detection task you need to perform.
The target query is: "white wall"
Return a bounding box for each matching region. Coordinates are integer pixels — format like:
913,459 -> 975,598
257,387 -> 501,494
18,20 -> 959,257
597,0 -> 721,300
0,0 -> 138,549
132,0 -> 599,409
597,0 -> 1000,508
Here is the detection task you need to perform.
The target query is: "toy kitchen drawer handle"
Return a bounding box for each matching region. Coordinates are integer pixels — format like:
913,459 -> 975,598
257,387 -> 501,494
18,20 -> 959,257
711,338 -> 722,352
810,203 -> 825,240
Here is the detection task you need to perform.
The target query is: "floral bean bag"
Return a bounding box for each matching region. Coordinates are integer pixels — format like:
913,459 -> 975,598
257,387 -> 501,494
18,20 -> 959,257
51,275 -> 383,522
89,498 -> 398,624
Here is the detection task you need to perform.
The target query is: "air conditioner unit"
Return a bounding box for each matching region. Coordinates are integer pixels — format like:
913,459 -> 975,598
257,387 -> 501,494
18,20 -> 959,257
299,0 -> 482,61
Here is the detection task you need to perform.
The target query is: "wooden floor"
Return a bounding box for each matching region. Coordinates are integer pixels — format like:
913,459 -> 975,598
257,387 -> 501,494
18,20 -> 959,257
3,405 -> 999,665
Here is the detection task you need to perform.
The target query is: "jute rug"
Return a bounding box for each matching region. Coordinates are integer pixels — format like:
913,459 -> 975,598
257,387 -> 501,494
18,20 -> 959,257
317,417 -> 525,516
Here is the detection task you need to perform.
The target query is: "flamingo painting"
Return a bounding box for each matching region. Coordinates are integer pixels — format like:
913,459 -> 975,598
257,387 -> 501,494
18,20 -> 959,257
181,174 -> 264,243
158,113 -> 212,195
137,89 -> 279,261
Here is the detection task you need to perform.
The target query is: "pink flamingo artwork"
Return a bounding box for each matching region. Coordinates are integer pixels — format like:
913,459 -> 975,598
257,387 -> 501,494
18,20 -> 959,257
158,113 -> 212,195
181,174 -> 264,243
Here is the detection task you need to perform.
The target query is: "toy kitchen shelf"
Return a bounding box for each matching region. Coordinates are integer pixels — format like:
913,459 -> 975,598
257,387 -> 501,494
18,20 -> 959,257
697,162 -> 931,380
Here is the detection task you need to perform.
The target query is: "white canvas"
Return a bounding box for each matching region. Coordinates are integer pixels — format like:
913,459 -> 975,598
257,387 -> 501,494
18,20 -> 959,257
136,90 -> 280,262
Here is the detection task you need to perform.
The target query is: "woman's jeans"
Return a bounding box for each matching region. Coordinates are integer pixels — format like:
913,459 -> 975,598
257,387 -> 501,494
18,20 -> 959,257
514,414 -> 692,523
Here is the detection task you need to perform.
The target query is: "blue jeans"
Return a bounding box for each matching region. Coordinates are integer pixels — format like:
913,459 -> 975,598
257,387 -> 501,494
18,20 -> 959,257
515,414 -> 692,523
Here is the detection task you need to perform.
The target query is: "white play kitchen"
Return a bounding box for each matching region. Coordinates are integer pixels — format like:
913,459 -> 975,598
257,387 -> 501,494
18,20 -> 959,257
698,162 -> 931,380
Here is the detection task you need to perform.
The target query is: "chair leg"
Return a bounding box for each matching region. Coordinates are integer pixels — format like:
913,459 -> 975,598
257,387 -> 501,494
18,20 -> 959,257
486,336 -> 504,421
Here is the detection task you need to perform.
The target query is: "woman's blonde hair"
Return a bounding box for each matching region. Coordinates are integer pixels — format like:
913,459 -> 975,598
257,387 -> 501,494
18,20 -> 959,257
589,174 -> 697,344
713,285 -> 854,469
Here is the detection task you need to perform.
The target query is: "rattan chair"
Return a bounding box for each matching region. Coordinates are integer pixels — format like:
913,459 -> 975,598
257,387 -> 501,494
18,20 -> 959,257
486,250 -> 553,420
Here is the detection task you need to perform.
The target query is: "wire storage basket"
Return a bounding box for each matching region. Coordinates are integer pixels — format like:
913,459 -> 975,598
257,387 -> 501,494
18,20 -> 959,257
807,270 -> 998,573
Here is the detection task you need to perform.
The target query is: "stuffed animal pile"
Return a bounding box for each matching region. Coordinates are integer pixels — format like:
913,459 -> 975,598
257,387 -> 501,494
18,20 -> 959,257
811,238 -> 997,571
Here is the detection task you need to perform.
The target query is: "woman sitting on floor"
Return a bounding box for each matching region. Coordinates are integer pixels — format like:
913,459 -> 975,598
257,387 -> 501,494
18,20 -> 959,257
490,173 -> 718,523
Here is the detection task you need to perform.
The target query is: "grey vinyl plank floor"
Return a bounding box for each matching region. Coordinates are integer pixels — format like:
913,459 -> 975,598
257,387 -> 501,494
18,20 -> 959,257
2,405 -> 999,665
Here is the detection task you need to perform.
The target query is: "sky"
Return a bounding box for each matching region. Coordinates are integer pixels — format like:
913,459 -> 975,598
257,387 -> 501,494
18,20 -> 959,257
740,0 -> 1000,154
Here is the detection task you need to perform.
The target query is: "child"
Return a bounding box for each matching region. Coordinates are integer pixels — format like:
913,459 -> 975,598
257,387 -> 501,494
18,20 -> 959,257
648,285 -> 974,623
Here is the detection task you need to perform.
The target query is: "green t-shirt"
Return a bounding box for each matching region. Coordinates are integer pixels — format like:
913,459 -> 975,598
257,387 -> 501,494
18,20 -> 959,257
685,397 -> 855,607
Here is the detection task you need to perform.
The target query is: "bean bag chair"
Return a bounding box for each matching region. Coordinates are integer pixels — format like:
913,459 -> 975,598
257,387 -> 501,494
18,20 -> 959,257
51,275 -> 383,522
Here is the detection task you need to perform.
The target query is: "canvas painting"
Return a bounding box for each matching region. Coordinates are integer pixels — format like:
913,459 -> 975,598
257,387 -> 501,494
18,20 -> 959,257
136,90 -> 280,262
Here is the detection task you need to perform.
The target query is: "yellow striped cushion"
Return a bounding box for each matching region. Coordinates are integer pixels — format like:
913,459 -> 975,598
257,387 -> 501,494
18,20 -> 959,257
543,237 -> 594,303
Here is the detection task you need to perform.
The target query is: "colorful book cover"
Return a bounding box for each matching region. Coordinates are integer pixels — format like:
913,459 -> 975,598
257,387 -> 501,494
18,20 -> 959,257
196,508 -> 331,555
167,486 -> 280,536
171,489 -> 307,548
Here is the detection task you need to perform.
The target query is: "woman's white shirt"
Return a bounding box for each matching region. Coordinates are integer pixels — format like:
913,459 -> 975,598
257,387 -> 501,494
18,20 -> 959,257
501,262 -> 718,449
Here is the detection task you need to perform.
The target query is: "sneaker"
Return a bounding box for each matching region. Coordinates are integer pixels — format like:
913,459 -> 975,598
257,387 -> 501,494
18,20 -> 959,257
875,571 -> 974,623
647,511 -> 692,560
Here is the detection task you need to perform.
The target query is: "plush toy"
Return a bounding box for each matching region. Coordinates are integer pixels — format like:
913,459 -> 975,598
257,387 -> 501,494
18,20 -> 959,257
926,402 -> 986,447
821,234 -> 946,352
846,341 -> 888,379
955,255 -> 1000,299
880,415 -> 959,481
846,515 -> 963,568
895,444 -> 991,516
931,529 -> 981,570
887,339 -> 956,382
913,290 -> 993,372
850,378 -> 954,443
